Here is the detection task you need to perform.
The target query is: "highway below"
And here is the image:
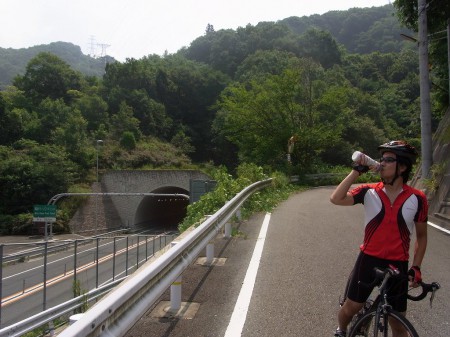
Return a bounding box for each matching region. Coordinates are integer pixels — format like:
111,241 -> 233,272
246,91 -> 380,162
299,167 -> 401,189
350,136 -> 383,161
0,232 -> 175,328
124,186 -> 450,337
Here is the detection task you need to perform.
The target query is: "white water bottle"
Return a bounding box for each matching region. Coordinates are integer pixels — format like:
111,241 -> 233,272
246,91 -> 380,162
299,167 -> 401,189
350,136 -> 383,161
352,151 -> 381,172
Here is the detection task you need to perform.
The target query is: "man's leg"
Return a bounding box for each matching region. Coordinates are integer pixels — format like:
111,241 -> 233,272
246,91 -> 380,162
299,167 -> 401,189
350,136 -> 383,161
337,298 -> 364,333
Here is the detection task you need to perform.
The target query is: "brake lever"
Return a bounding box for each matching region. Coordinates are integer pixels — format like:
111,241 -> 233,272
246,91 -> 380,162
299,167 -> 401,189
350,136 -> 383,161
429,282 -> 441,308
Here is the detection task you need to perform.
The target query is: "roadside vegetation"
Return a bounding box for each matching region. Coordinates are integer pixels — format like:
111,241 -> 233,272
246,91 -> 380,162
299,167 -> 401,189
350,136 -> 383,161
179,162 -> 383,232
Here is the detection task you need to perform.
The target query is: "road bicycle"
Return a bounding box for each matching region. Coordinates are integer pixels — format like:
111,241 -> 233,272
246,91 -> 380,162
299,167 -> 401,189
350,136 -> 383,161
339,265 -> 440,337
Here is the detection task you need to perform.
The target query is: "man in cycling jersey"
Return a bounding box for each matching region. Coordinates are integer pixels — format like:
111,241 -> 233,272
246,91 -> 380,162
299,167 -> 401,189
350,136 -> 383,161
330,141 -> 428,337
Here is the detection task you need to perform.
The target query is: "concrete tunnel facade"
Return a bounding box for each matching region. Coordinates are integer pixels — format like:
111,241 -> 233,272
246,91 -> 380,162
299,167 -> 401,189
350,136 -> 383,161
134,186 -> 190,231
100,170 -> 211,231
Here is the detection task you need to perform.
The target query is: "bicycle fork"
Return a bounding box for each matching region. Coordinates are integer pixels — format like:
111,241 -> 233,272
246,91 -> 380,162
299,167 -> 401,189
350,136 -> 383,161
374,305 -> 390,337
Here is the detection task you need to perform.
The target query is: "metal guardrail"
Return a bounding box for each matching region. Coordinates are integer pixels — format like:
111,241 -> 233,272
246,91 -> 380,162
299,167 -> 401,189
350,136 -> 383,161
0,278 -> 125,337
3,241 -> 77,265
2,229 -> 129,265
58,178 -> 272,337
0,233 -> 176,335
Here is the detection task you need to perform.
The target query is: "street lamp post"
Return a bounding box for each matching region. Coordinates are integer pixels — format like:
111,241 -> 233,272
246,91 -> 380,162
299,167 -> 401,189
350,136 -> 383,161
96,140 -> 103,183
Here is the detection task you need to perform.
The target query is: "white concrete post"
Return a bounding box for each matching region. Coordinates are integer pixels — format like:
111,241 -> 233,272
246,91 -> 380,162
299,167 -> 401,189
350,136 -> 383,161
206,242 -> 214,265
170,241 -> 181,311
170,276 -> 182,311
224,222 -> 232,238
236,208 -> 242,221
48,321 -> 55,336
69,314 -> 84,325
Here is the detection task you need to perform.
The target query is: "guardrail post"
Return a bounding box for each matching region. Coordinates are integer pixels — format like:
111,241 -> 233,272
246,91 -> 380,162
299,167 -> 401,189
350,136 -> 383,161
236,208 -> 242,221
73,240 -> 78,285
225,222 -> 232,238
48,321 -> 55,336
0,244 -> 3,326
95,238 -> 99,288
113,237 -> 117,280
126,236 -> 129,276
43,241 -> 48,311
170,241 -> 181,311
206,242 -> 214,265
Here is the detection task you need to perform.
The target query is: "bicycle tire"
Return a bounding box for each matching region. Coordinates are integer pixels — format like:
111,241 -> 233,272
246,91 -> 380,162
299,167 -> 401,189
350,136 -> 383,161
348,308 -> 419,337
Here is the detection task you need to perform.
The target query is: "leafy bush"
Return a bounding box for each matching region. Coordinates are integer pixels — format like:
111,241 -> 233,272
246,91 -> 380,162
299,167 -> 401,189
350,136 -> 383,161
0,214 -> 15,235
178,164 -> 297,232
120,131 -> 136,150
10,213 -> 33,235
422,161 -> 447,194
54,183 -> 91,233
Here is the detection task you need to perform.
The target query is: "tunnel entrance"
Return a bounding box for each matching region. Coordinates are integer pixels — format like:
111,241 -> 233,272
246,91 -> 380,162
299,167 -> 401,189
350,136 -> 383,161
134,186 -> 189,232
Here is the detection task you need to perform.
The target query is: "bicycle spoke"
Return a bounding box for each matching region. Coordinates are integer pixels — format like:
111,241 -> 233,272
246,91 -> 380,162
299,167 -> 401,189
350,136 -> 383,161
348,309 -> 418,337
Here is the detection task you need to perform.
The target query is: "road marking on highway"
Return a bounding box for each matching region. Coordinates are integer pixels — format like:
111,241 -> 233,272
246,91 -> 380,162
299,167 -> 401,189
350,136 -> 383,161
224,212 -> 271,337
428,221 -> 450,235
1,236 -> 158,306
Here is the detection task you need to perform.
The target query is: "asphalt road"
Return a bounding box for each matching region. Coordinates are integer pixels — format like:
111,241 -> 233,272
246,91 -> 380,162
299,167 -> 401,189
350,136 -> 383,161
124,186 -> 449,337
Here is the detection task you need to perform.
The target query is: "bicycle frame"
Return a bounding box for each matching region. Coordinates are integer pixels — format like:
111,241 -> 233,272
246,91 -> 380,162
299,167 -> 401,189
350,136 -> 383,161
343,265 -> 440,337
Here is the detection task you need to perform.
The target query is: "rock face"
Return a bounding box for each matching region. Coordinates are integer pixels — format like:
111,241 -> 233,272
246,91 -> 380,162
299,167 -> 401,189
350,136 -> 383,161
411,107 -> 450,229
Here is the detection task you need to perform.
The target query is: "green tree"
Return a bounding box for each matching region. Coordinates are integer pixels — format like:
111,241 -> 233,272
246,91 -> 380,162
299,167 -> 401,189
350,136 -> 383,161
111,101 -> 141,140
394,0 -> 450,108
74,93 -> 109,133
314,85 -> 388,163
52,109 -> 91,168
0,87 -> 38,145
205,23 -> 215,34
170,129 -> 195,155
215,62 -> 336,171
13,52 -> 84,105
120,131 -> 136,150
30,98 -> 74,143
0,140 -> 77,216
235,50 -> 299,82
126,89 -> 171,137
298,29 -> 342,69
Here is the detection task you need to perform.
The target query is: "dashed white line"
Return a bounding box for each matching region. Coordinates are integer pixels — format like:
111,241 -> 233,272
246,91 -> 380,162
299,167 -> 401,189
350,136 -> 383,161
224,212 -> 271,337
428,221 -> 450,235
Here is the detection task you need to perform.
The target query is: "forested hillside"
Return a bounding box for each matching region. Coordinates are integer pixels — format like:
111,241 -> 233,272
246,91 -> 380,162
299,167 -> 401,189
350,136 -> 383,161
0,42 -> 114,90
0,4 -> 409,89
280,5 -> 411,54
0,2 -> 448,235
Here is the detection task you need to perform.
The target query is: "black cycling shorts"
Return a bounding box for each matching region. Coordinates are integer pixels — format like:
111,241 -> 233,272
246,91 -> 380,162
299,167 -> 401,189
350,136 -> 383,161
346,252 -> 409,312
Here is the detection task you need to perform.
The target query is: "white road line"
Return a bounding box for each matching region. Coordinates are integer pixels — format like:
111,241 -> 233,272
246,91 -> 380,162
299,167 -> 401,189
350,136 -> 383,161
428,221 -> 450,235
224,213 -> 271,337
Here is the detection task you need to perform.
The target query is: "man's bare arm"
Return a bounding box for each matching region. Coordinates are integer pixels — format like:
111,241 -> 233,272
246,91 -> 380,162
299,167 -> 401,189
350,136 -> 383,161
330,170 -> 359,206
412,221 -> 427,268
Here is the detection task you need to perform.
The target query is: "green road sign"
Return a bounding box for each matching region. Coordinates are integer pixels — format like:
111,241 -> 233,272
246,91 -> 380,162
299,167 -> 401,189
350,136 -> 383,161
33,204 -> 57,222
190,179 -> 217,203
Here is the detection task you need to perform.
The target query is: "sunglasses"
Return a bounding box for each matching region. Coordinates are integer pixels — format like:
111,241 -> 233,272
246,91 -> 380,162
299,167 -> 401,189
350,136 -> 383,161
380,157 -> 397,163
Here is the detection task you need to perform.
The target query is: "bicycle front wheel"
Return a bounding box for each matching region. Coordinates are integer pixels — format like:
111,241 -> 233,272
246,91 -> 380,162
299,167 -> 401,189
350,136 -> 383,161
348,308 -> 418,337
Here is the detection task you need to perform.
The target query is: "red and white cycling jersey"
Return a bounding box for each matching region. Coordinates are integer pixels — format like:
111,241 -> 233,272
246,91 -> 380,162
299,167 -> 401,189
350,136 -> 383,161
350,182 -> 428,261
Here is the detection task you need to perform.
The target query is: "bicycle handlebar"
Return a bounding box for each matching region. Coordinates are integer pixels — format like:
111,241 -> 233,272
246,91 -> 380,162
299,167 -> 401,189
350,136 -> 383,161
358,266 -> 440,305
407,281 -> 441,302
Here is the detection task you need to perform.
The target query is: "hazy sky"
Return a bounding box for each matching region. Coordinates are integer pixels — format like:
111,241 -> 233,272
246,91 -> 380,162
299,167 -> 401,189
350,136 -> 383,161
2,0 -> 392,61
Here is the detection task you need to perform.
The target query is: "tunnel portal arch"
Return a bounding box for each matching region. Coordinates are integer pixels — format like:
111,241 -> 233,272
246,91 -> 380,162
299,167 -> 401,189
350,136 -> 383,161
134,186 -> 189,231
